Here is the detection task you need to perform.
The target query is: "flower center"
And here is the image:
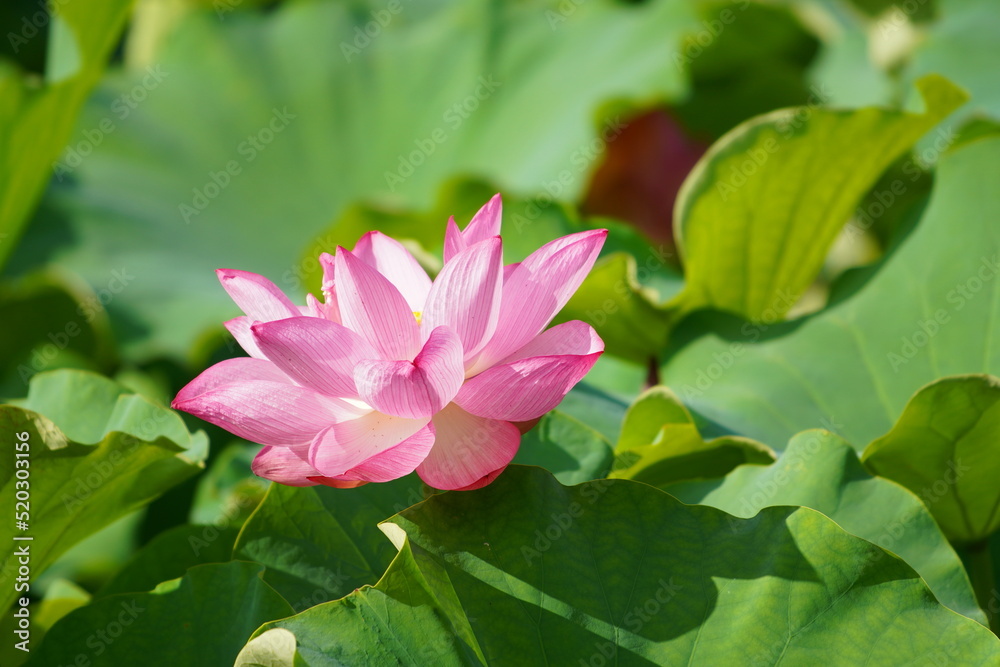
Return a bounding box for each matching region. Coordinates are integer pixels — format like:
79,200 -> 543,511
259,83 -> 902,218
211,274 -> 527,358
413,311 -> 422,325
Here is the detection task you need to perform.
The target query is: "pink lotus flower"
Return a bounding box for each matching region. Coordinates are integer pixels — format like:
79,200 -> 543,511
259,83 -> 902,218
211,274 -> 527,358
172,195 -> 606,490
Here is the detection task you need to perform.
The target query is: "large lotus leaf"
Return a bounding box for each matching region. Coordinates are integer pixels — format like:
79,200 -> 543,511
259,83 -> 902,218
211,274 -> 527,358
672,74 -> 966,323
28,562 -> 293,666
666,429 -> 986,625
862,375 -> 1000,544
0,272 -> 116,397
234,628 -> 305,667
556,379 -> 632,445
233,473 -> 428,612
244,466 -> 999,665
660,135 -> 1000,451
238,544 -> 477,667
511,411 -> 614,485
0,0 -> 133,269
610,385 -> 775,486
97,523 -> 239,598
13,0 -> 698,360
0,370 -> 207,615
906,0 -> 1000,126
188,442 -> 268,529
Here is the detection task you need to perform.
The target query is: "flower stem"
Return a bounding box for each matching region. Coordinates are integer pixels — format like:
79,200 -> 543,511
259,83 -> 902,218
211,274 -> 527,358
644,356 -> 660,389
967,539 -> 997,634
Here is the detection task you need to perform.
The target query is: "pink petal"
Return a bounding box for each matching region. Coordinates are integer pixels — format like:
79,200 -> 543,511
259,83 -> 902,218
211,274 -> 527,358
499,320 -> 603,363
334,248 -> 421,361
422,237 -> 503,359
354,326 -> 464,419
310,478 -> 368,489
471,229 -> 606,371
252,317 -> 378,398
316,423 -> 435,484
455,324 -> 603,421
353,231 -> 432,312
308,412 -> 431,477
173,357 -> 290,404
416,403 -> 520,490
318,253 -> 343,324
172,380 -> 363,445
513,418 -> 542,435
464,194 -> 503,245
252,445 -> 320,487
224,316 -> 265,358
320,252 -> 336,293
304,293 -> 323,318
502,262 -> 520,283
304,293 -> 337,321
217,269 -> 299,322
444,216 -> 465,264
442,194 -> 503,263
454,467 -> 507,491
455,354 -> 601,422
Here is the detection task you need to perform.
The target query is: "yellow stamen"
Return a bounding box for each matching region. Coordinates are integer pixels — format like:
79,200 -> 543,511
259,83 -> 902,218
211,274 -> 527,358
413,311 -> 422,325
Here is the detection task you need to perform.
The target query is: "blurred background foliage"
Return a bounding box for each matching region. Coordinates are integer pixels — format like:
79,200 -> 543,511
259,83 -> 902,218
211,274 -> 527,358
1,0 -> 1000,657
